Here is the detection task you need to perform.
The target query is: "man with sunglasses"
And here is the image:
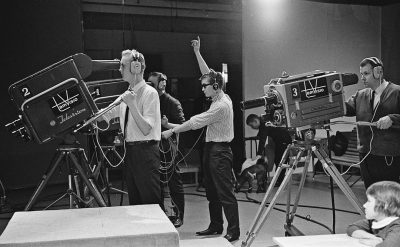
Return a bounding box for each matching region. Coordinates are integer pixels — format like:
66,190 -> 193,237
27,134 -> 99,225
148,72 -> 186,228
162,37 -> 240,242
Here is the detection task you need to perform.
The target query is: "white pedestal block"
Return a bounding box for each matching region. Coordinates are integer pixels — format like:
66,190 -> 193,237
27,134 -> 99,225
0,204 -> 179,247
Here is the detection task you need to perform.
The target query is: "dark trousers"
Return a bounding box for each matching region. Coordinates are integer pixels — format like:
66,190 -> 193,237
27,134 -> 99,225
203,142 -> 239,235
160,165 -> 185,220
359,153 -> 400,189
159,138 -> 185,220
125,142 -> 161,205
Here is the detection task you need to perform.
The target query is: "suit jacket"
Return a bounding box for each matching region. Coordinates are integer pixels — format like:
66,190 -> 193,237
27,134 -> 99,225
346,82 -> 400,156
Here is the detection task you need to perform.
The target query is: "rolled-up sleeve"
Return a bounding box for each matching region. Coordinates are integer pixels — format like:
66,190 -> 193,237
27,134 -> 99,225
142,90 -> 160,129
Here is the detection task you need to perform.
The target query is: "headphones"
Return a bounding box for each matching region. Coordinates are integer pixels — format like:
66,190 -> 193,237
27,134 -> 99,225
208,69 -> 220,90
130,51 -> 144,74
364,57 -> 383,79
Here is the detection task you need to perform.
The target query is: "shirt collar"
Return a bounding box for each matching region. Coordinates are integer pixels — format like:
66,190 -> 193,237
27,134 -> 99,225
371,216 -> 399,229
374,79 -> 389,95
211,91 -> 224,102
129,79 -> 146,93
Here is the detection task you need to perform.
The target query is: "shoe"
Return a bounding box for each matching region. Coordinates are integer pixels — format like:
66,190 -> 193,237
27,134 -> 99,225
195,228 -> 223,236
224,233 -> 240,242
172,218 -> 183,228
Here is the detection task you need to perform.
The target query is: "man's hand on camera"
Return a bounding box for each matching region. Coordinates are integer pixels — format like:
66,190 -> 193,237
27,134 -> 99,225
376,116 -> 393,129
191,36 -> 200,53
265,121 -> 275,127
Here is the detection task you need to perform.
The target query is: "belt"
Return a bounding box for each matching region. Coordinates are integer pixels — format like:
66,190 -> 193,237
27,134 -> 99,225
126,140 -> 159,146
206,141 -> 230,145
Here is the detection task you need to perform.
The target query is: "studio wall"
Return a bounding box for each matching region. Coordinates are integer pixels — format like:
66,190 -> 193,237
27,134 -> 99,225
382,3 -> 400,84
242,0 -> 381,145
1,0 -> 84,189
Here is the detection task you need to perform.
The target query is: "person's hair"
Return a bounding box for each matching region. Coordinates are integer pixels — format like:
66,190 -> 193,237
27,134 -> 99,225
148,72 -> 167,82
246,114 -> 259,125
199,69 -> 224,89
121,49 -> 146,72
360,57 -> 384,71
366,181 -> 400,217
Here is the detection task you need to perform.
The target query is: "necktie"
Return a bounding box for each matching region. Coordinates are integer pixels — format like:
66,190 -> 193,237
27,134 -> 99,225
370,91 -> 375,110
123,105 -> 129,139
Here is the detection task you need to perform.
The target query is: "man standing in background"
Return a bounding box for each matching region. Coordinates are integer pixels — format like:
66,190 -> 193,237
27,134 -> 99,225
148,71 -> 186,228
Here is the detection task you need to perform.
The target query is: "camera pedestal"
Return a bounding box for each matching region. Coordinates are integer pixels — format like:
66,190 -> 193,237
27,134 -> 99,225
24,146 -> 107,210
241,140 -> 365,247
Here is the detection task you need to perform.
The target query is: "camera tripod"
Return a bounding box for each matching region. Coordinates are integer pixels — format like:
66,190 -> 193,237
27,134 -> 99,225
24,145 -> 107,210
241,139 -> 365,247
91,144 -> 127,206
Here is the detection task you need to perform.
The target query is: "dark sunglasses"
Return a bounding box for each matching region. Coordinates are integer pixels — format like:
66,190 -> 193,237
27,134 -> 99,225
201,83 -> 211,89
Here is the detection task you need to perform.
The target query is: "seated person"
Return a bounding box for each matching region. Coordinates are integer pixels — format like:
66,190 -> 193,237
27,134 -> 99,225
347,181 -> 400,247
246,114 -> 292,186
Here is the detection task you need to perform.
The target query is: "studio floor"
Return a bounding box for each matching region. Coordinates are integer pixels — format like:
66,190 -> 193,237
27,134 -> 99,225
0,172 -> 366,247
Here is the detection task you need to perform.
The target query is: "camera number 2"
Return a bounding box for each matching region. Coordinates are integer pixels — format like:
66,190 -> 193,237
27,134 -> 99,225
21,87 -> 32,99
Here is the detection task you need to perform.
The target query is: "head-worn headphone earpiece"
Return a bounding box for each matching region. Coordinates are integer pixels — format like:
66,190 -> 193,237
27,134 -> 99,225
130,52 -> 142,74
365,57 -> 383,80
209,70 -> 219,90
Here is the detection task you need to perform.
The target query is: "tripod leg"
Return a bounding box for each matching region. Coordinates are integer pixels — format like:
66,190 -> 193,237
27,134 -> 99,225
73,175 -> 82,200
241,144 -> 292,247
287,150 -> 313,224
312,147 -> 365,216
68,151 -> 107,207
105,167 -> 112,206
92,148 -> 109,180
24,151 -> 66,211
41,174 -> 75,210
68,172 -> 74,208
244,151 -> 305,247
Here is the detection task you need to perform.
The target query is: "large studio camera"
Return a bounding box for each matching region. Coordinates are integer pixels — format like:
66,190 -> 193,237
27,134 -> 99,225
241,70 -> 358,128
6,53 -> 121,144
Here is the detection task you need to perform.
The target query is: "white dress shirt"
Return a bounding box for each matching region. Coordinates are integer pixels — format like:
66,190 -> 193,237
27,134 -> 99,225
373,80 -> 389,109
102,80 -> 161,142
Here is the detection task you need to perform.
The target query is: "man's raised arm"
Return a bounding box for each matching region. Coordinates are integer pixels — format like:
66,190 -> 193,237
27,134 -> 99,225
191,36 -> 210,75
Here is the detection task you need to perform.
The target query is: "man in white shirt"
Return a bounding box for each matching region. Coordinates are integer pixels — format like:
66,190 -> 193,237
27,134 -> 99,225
101,49 -> 162,205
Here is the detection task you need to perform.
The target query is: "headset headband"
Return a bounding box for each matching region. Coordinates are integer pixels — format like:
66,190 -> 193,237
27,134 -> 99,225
365,57 -> 383,67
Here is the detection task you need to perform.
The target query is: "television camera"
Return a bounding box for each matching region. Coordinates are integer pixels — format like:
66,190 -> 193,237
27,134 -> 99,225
4,54 -> 128,210
240,70 -> 365,247
241,70 -> 359,129
5,53 -> 121,144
